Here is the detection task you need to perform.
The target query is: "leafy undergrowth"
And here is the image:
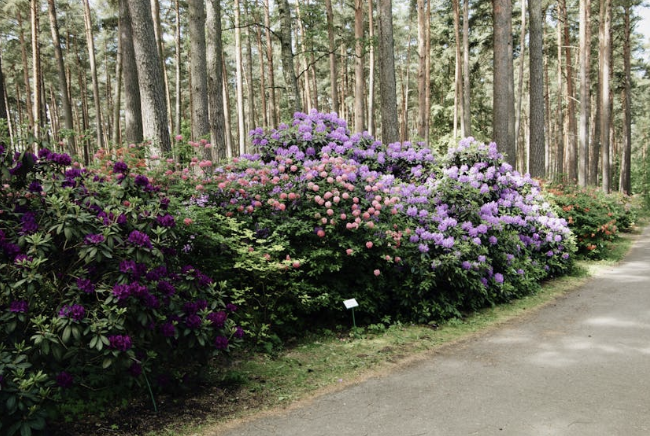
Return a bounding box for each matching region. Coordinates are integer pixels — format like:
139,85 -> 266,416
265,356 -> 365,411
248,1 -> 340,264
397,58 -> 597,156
48,225 -> 642,436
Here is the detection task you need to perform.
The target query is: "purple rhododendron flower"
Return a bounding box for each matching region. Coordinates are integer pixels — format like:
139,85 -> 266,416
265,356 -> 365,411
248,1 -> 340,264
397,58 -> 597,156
77,278 -> 96,294
10,300 -> 28,313
127,230 -> 152,249
207,311 -> 227,328
84,233 -> 105,245
59,304 -> 86,321
113,161 -> 129,174
214,336 -> 229,350
234,326 -> 245,339
156,214 -> 176,228
226,303 -> 238,313
494,273 -> 504,284
134,174 -> 149,186
108,335 -> 133,351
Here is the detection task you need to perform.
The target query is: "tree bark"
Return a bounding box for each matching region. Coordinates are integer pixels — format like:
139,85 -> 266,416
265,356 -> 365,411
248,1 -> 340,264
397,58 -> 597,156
453,0 -> 462,139
416,0 -> 427,139
207,0 -> 227,159
150,0 -> 173,136
17,11 -> 35,133
368,0 -> 376,136
264,0 -> 278,126
0,55 -> 8,147
578,0 -> 591,186
599,0 -> 612,192
619,2 -> 631,194
120,0 -> 143,145
462,0 -> 471,136
377,0 -> 399,144
31,0 -> 42,142
188,0 -> 210,153
46,0 -> 76,154
354,0 -> 365,132
126,0 -> 171,153
278,0 -> 302,115
326,0 -> 339,115
560,0 -> 577,181
82,0 -> 104,150
234,0 -> 246,154
515,0 -> 527,171
529,0 -> 545,178
174,0 -> 182,137
256,19 -> 268,128
492,0 -> 515,162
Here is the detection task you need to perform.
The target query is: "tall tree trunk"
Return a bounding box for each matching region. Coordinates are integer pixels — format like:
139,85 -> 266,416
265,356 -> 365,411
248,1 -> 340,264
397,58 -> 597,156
207,0 -> 227,159
264,0 -> 278,126
126,0 -> 171,153
256,20 -> 268,128
188,0 -> 210,155
529,0 -> 545,177
295,0 -> 311,112
377,0 -> 399,144
245,3 -> 257,129
0,55 -> 8,147
416,0 -> 427,139
150,0 -> 173,135
222,58 -> 234,158
515,0 -> 527,171
560,0 -> 577,181
82,0 -> 104,150
278,0 -> 302,115
424,0 -> 431,143
599,0 -> 611,192
120,0 -> 143,145
326,0 -> 339,114
354,0 -> 365,132
462,0 -> 471,136
368,0 -> 376,136
174,0 -> 182,137
234,0 -> 246,154
453,0 -> 462,139
555,5 -> 564,178
31,0 -> 42,143
578,0 -> 591,186
112,24 -> 123,146
47,0 -> 76,154
619,2 -> 631,194
492,0 -> 515,162
17,11 -> 35,133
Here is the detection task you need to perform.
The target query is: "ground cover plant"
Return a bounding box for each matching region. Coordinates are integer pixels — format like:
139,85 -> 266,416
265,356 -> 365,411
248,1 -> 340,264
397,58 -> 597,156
0,145 -> 242,435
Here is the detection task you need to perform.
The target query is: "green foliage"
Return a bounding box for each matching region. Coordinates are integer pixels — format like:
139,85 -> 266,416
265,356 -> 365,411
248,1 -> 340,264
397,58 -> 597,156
0,145 -> 242,434
544,183 -> 639,258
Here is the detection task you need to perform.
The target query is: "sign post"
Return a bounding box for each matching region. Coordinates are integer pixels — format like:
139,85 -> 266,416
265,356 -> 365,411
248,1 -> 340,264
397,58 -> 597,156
343,298 -> 359,329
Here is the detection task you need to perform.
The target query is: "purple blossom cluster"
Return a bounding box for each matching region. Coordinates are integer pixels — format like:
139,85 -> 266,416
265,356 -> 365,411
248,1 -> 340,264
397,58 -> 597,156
108,334 -> 133,351
59,304 -> 86,321
127,230 -> 153,249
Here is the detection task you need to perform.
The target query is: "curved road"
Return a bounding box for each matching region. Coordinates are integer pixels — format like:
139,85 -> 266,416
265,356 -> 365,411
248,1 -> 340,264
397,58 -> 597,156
215,227 -> 650,436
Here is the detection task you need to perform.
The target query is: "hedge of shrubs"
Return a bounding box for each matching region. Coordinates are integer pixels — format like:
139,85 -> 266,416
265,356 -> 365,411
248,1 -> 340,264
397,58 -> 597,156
153,111 -> 575,342
6,110 -> 637,433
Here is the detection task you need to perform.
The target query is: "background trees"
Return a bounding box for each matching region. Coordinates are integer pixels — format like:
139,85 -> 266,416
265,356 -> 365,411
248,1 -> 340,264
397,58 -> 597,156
0,0 -> 649,194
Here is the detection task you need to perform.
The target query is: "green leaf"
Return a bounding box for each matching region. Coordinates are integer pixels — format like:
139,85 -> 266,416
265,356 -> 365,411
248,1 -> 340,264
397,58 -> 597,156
62,325 -> 71,344
102,358 -> 113,369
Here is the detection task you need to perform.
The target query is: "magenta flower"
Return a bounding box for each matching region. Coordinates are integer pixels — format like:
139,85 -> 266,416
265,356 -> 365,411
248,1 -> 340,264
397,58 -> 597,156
9,300 -> 28,313
84,233 -> 105,245
214,336 -> 229,350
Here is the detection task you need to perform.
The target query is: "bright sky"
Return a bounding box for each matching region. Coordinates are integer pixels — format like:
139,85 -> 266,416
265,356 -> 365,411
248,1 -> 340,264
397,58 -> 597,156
637,3 -> 650,53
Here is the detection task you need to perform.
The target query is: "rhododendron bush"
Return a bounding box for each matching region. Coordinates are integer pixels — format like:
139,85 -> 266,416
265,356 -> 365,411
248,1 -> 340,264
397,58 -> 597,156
158,111 -> 575,336
0,146 -> 241,435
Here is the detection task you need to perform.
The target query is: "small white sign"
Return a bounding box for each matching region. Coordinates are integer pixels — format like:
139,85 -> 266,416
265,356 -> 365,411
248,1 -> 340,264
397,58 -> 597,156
343,298 -> 359,309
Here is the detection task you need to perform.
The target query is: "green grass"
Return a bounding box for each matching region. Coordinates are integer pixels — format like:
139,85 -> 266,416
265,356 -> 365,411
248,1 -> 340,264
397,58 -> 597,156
145,224 -> 644,436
